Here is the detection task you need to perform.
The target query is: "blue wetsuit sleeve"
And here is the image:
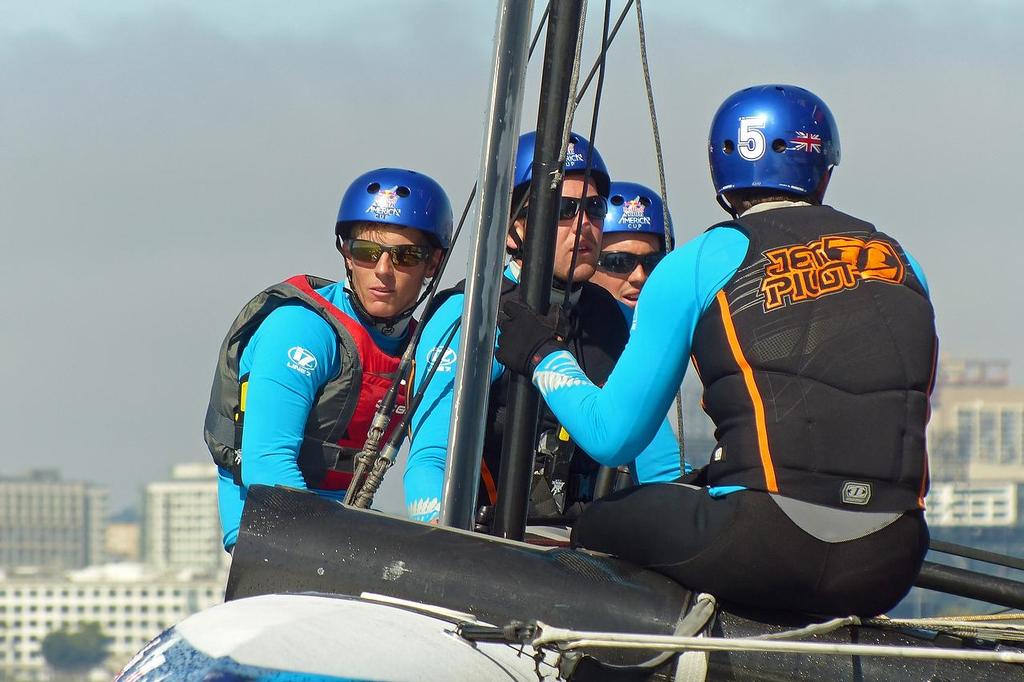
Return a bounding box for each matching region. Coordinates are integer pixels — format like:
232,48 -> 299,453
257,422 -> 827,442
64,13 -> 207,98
217,304 -> 338,550
238,306 -> 339,490
533,228 -> 748,464
904,250 -> 929,297
631,416 -> 684,483
404,295 -> 505,522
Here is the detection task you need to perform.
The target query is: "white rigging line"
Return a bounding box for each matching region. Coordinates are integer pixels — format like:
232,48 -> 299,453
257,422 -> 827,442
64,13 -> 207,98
530,621 -> 1024,665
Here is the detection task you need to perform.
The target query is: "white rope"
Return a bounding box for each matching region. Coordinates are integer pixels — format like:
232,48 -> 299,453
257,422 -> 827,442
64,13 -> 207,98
755,615 -> 861,640
531,622 -> 1024,665
866,615 -> 1024,643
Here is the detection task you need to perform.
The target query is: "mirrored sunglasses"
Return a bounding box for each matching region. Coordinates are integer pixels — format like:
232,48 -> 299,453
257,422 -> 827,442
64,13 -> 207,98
346,239 -> 431,267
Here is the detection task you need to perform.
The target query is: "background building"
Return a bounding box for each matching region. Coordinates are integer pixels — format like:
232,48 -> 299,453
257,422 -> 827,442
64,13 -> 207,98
0,563 -> 224,680
141,463 -> 224,570
929,357 -> 1024,482
0,470 -> 107,570
895,357 -> 1024,617
104,523 -> 141,563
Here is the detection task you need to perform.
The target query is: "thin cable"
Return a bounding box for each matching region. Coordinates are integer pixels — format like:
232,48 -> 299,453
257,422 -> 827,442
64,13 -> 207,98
352,317 -> 462,508
553,0 -> 589,192
529,3 -> 551,57
635,0 -> 686,461
574,0 -> 635,105
561,0 -> 610,312
530,622 -> 1024,664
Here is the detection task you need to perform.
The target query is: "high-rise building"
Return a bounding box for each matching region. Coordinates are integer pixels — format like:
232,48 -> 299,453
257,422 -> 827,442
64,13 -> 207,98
142,463 -> 225,570
928,358 -> 1024,482
0,470 -> 107,570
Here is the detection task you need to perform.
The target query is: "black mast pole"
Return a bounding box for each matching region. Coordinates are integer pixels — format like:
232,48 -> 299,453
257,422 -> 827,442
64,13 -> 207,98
491,0 -> 585,540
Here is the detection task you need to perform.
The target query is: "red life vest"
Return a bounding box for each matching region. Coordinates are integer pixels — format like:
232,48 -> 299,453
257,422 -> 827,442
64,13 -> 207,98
204,275 -> 412,490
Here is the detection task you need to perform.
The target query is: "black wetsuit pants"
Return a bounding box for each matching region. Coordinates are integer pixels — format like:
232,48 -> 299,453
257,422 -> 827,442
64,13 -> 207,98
570,484 -> 929,617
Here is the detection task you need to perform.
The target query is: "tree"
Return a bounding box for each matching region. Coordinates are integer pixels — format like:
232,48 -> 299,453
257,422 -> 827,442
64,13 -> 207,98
41,622 -> 112,674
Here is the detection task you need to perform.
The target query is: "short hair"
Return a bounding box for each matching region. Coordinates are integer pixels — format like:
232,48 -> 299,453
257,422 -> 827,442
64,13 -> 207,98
724,187 -> 818,215
344,221 -> 438,249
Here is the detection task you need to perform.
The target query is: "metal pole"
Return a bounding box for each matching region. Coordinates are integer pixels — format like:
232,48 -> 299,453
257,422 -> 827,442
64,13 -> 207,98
492,0 -> 585,540
440,0 -> 534,529
916,561 -> 1024,611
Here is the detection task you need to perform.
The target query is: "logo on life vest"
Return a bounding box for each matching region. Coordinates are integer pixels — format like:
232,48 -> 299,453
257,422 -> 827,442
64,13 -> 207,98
286,346 -> 318,376
842,481 -> 872,506
759,234 -> 906,312
426,346 -> 457,373
366,186 -> 402,221
619,196 -> 653,228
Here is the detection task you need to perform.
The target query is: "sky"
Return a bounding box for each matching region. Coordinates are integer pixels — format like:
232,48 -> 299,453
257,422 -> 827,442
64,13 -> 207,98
1,1 -> 1022,512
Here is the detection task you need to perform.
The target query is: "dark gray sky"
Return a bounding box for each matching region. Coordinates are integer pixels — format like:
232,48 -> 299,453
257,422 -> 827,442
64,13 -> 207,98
2,1 -> 1021,510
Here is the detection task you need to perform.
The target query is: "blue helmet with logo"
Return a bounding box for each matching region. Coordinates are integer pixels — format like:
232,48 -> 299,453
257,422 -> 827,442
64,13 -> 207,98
336,168 -> 453,249
603,181 -> 673,248
513,130 -> 611,198
708,84 -> 840,201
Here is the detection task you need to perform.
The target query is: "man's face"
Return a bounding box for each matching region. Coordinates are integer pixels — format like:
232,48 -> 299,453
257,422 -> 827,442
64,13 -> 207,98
343,224 -> 442,319
589,232 -> 663,308
507,175 -> 605,283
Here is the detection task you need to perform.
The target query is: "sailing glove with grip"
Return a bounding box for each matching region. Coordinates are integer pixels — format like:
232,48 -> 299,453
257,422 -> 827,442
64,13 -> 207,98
496,298 -> 569,377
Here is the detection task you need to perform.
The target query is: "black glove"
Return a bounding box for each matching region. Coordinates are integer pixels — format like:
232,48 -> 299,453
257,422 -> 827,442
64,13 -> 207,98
496,298 -> 570,377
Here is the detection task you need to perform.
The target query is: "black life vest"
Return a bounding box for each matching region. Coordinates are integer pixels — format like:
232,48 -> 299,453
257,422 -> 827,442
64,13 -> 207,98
423,276 -> 631,510
203,275 -> 410,489
690,206 -> 936,512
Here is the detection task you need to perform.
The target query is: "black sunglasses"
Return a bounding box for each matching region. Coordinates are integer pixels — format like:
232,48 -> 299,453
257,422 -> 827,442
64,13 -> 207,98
558,195 -> 608,222
597,251 -> 665,275
346,239 -> 431,267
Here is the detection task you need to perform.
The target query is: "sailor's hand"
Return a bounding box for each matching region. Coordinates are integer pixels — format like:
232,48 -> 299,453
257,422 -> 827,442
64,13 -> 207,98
496,298 -> 569,377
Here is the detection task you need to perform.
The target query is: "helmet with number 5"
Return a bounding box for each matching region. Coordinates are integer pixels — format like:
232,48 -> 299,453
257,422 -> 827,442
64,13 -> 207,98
708,84 -> 840,201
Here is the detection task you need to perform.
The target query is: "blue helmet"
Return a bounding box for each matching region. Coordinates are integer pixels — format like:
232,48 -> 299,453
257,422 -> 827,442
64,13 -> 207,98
603,181 -> 673,249
513,130 -> 611,198
708,84 -> 840,199
336,168 -> 453,249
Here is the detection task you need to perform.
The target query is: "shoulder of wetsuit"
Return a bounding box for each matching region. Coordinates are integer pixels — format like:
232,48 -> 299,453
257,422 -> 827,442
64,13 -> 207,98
705,218 -> 750,237
419,280 -> 467,328
420,277 -> 519,328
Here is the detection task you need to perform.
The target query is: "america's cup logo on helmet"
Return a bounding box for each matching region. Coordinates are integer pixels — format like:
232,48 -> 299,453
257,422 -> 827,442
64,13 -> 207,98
366,186 -> 402,220
619,196 -> 652,227
565,142 -> 585,166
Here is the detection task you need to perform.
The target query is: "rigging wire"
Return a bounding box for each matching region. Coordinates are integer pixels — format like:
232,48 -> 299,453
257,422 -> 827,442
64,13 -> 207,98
347,0 -> 640,508
574,1 -> 635,105
529,621 -> 1024,664
635,0 -> 687,460
344,4 -> 554,506
561,0 -> 609,312
352,317 -> 462,508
